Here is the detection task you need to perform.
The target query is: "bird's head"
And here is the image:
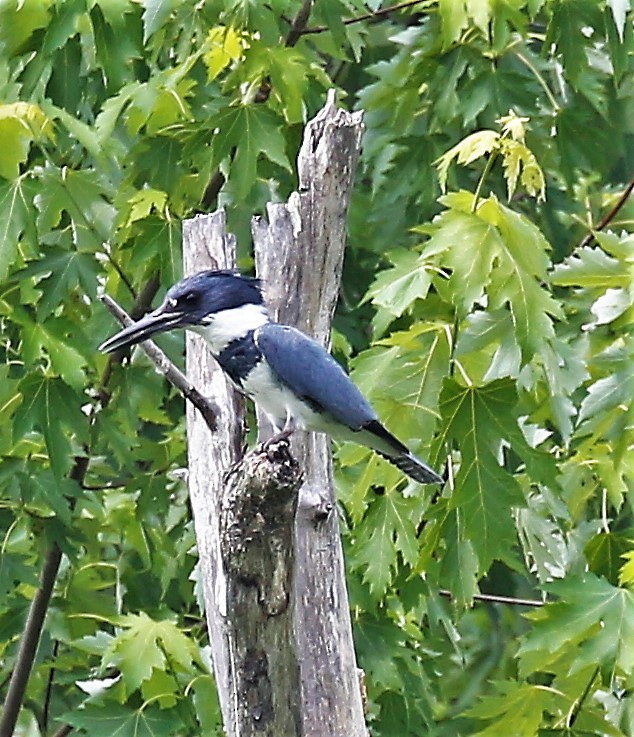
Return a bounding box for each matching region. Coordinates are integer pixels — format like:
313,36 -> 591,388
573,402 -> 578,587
99,270 -> 265,354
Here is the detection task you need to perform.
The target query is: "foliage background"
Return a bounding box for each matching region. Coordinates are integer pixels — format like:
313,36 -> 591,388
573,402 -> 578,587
0,0 -> 632,735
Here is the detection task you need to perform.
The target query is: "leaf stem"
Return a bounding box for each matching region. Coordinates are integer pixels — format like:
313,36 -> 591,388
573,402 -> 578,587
578,174 -> 634,248
472,149 -> 499,212
514,51 -> 561,113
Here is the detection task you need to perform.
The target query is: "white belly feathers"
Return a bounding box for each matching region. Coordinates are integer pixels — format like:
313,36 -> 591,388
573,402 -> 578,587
241,360 -> 330,434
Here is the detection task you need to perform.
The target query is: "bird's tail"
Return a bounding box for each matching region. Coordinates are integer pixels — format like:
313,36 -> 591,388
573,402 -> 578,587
376,449 -> 443,485
358,420 -> 443,484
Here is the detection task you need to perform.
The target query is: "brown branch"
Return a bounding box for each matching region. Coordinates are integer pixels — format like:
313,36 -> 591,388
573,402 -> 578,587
0,458 -> 89,737
301,0 -> 430,35
130,272 -> 161,320
100,295 -> 219,432
0,274 -> 166,737
51,724 -> 73,737
285,0 -> 315,46
201,1 -> 315,208
98,273 -> 162,403
200,170 -> 227,213
578,174 -> 634,248
439,589 -> 545,607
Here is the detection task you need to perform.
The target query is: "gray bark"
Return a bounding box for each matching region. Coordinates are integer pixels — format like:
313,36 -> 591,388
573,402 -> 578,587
252,91 -> 367,736
183,93 -> 367,737
183,211 -> 243,728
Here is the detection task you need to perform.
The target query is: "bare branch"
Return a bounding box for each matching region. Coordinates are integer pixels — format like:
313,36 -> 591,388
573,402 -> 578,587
0,458 -> 88,737
100,294 -> 219,432
285,0 -> 315,46
302,0 -> 430,35
439,589 -> 545,608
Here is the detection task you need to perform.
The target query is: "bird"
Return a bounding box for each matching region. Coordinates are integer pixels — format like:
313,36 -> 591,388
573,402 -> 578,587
99,270 -> 442,484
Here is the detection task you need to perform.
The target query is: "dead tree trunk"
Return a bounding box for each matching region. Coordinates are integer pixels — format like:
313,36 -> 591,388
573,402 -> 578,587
183,93 -> 367,737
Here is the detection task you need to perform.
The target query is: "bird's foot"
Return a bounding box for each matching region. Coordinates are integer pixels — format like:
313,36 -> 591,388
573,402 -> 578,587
258,429 -> 293,462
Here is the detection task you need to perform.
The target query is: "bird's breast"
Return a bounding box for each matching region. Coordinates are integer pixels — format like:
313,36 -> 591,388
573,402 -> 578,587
240,360 -> 330,433
215,332 -> 263,387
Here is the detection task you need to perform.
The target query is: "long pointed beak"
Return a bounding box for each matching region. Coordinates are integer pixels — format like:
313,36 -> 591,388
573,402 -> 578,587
99,306 -> 188,354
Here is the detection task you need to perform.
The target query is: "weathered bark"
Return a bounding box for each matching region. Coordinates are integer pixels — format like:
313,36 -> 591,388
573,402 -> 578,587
220,442 -> 303,733
183,94 -> 367,737
252,91 -> 367,736
183,211 -> 243,728
184,214 -> 308,737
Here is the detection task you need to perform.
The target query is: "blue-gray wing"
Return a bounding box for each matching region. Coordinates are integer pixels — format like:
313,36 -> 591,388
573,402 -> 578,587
255,323 -> 377,430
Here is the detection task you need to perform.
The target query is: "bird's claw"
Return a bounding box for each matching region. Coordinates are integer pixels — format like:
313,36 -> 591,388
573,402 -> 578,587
258,434 -> 292,462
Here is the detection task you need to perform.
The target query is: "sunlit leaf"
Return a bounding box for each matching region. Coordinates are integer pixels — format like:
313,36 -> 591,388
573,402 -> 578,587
519,572 -> 634,677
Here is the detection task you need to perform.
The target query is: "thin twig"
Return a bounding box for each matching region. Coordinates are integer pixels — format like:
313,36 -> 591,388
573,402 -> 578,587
578,175 -> 634,248
51,724 -> 73,737
100,295 -> 219,432
439,589 -> 545,607
566,665 -> 599,728
43,639 -> 60,733
514,51 -> 560,113
301,0 -> 431,35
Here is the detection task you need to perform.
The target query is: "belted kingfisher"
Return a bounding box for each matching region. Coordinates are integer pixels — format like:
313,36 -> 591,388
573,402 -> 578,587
100,270 -> 442,484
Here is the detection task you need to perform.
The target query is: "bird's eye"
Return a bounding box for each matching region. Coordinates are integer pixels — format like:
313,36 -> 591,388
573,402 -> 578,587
181,291 -> 198,305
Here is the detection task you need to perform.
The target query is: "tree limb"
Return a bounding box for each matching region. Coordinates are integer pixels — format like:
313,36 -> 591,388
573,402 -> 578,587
0,458 -> 88,737
0,278 -> 176,737
100,295 -> 220,432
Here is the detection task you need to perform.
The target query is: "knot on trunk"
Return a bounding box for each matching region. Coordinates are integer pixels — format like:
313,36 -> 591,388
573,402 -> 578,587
220,441 -> 303,615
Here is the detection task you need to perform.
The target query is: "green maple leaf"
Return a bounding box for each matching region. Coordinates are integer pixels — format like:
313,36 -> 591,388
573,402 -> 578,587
438,0 -> 469,47
519,572 -> 634,678
140,0 -> 175,44
34,167 -> 115,250
546,0 -> 599,85
365,249 -> 433,320
0,176 -> 38,279
468,681 -> 562,737
585,532 -> 634,586
0,102 -> 54,179
13,373 -> 87,479
551,245 -> 628,289
18,311 -> 88,388
241,44 -> 319,124
419,191 -> 562,358
62,703 -> 180,737
339,322 -> 449,520
0,0 -> 51,56
433,379 -> 546,571
209,103 -> 290,198
578,365 -> 634,427
105,613 -> 196,692
439,513 -> 479,606
352,492 -> 421,596
18,249 -> 100,318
